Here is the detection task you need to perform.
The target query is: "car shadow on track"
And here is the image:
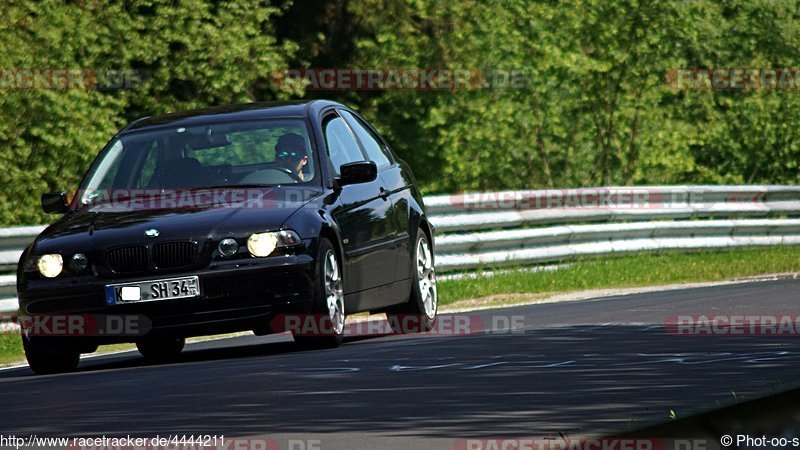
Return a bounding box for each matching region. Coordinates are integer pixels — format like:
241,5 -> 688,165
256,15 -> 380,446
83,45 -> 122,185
0,332 -> 393,378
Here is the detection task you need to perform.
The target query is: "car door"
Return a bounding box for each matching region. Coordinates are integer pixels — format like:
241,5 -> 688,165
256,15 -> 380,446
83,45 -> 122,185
322,111 -> 397,305
339,110 -> 414,284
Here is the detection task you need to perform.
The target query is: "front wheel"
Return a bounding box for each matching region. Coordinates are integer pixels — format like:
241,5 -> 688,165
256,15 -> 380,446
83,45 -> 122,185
387,228 -> 437,333
293,238 -> 345,349
22,335 -> 80,375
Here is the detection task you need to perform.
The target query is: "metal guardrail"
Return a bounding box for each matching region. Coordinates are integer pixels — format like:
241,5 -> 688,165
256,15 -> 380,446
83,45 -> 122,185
2,186 -> 800,312
0,225 -> 46,271
427,185 -> 800,270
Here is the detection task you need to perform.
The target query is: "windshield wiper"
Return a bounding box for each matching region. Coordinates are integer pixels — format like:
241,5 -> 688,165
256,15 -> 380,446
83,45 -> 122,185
201,184 -> 276,189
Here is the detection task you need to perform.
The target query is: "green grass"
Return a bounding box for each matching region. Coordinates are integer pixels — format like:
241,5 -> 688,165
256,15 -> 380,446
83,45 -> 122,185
438,246 -> 800,305
0,333 -> 23,366
2,246 -> 799,366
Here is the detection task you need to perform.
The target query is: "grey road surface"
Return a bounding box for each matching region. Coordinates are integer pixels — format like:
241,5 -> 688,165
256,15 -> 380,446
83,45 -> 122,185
2,279 -> 800,450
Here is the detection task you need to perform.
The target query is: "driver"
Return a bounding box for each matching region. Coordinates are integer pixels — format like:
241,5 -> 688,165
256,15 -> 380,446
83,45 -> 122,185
275,133 -> 308,181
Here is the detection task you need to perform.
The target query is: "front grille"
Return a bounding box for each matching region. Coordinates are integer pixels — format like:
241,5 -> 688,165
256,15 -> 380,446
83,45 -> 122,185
106,246 -> 148,273
153,241 -> 196,269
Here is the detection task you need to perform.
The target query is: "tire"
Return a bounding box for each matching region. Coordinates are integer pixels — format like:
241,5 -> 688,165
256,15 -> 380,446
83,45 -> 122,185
293,238 -> 345,349
387,227 -> 438,334
22,335 -> 80,375
136,335 -> 185,362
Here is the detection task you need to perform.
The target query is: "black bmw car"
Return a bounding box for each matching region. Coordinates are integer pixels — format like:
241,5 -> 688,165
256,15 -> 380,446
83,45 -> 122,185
17,100 -> 438,374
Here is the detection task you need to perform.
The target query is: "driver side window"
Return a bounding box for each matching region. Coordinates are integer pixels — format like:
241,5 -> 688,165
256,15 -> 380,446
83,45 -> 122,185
323,113 -> 365,176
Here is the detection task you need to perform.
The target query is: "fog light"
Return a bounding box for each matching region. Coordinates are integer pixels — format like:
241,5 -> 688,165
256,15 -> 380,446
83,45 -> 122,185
69,253 -> 88,273
37,254 -> 63,278
247,232 -> 279,257
218,238 -> 239,257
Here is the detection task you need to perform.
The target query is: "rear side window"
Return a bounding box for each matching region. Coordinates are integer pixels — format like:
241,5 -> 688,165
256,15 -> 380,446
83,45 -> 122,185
340,110 -> 392,170
323,114 -> 365,176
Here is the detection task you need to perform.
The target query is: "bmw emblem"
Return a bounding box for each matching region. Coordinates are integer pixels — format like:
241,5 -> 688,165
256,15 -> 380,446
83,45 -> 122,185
145,228 -> 160,237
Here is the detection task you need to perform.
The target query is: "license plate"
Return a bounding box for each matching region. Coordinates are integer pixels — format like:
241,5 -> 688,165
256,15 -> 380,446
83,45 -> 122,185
105,276 -> 200,304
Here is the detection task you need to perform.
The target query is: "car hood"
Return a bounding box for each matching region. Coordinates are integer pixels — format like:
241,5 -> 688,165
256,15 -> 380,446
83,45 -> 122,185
33,187 -> 322,253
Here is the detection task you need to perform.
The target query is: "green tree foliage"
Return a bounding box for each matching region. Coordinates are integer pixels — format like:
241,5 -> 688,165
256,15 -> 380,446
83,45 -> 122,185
343,0 -> 800,192
1,0 -> 799,226
0,0 -> 298,225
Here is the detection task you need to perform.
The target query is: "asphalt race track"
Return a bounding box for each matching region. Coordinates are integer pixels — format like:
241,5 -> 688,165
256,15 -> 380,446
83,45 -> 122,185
2,279 -> 800,449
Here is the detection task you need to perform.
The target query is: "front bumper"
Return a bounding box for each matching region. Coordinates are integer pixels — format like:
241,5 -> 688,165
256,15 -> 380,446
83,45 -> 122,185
17,254 -> 317,341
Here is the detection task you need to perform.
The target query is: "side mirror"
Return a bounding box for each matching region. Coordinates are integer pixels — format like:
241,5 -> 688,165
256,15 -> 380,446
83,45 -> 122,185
41,192 -> 68,214
338,161 -> 377,186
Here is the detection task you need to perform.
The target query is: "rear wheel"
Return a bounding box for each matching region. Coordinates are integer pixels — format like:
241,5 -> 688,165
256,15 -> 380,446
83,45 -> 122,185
22,335 -> 80,375
293,238 -> 345,349
387,228 -> 437,333
136,336 -> 185,362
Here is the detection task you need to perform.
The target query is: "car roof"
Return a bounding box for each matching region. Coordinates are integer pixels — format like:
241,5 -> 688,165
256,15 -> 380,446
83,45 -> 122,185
121,99 -> 342,133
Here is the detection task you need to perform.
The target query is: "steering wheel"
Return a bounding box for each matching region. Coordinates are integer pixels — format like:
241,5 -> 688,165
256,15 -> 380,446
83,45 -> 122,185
239,167 -> 303,185
272,167 -> 303,183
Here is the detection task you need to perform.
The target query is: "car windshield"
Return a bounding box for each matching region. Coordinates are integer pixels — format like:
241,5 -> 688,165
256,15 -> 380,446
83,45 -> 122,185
78,119 -> 317,205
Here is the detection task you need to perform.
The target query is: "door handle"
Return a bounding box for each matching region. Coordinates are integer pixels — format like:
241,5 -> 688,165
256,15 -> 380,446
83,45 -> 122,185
379,187 -> 390,200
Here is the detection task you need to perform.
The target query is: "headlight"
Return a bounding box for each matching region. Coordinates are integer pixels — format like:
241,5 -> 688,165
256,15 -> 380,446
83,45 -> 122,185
37,254 -> 63,278
247,233 -> 278,257
247,230 -> 301,257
